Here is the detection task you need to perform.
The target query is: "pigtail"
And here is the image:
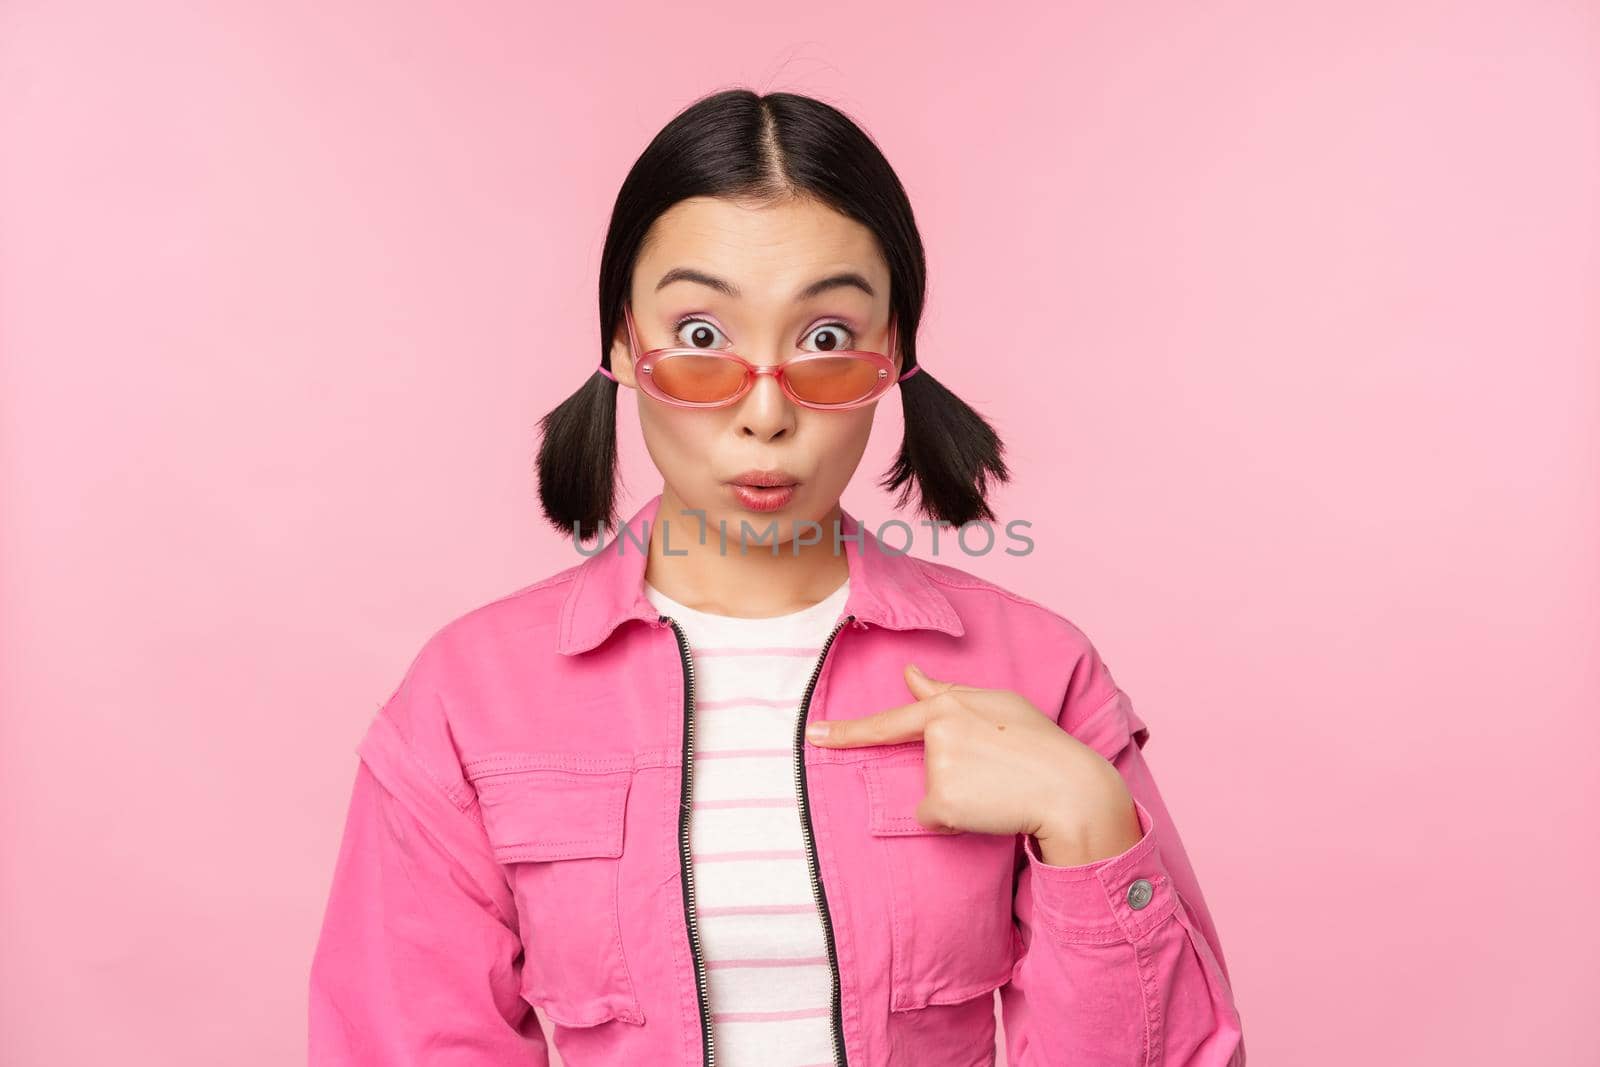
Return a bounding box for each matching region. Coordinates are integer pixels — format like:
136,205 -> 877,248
535,371 -> 620,543
880,366 -> 1010,527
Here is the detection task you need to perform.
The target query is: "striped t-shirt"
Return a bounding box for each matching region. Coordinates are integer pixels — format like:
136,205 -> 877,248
642,575 -> 852,1067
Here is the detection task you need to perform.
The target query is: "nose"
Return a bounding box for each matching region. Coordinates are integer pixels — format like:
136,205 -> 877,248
736,366 -> 796,441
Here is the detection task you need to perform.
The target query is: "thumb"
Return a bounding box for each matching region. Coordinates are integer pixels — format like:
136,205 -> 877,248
903,662 -> 955,699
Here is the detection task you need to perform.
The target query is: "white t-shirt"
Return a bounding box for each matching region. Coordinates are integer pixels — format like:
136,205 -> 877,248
642,575 -> 852,1066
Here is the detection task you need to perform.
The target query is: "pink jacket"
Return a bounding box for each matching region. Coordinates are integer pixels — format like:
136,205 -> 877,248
309,493 -> 1245,1065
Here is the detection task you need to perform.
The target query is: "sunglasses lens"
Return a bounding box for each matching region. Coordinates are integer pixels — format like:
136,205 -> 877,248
786,356 -> 883,406
650,354 -> 748,404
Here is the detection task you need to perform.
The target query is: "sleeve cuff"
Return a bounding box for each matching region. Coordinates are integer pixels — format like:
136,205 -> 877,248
1021,796 -> 1176,943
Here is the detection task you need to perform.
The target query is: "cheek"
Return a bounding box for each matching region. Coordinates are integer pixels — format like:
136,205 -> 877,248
826,408 -> 876,447
804,411 -> 876,474
638,405 -> 720,473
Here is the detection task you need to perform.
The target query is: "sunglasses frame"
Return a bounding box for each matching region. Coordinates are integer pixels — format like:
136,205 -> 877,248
611,302 -> 913,411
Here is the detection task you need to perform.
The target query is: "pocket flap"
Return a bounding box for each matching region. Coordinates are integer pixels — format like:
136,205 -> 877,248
469,767 -> 631,863
861,758 -> 961,837
1072,687 -> 1150,760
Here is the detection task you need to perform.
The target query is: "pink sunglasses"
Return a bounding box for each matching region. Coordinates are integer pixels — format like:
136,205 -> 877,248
597,303 -> 919,411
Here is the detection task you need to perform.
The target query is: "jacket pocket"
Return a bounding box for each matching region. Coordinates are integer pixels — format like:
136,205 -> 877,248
467,764 -> 645,1028
860,756 -> 1019,1011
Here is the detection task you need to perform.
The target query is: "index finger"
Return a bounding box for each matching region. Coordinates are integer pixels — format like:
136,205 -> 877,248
807,698 -> 934,748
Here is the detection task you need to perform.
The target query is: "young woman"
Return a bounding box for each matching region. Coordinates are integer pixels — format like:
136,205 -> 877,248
310,89 -> 1245,1066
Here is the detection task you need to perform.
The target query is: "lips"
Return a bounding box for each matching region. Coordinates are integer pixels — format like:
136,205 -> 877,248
728,469 -> 799,488
726,471 -> 800,513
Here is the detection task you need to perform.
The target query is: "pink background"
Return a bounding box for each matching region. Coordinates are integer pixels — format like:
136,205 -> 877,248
3,2 -> 1596,1064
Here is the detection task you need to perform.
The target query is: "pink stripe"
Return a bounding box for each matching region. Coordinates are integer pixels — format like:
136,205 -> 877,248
694,747 -> 791,758
694,797 -> 796,810
706,955 -> 828,969
691,848 -> 805,862
694,646 -> 819,657
698,903 -> 817,917
713,1005 -> 831,1023
695,697 -> 800,710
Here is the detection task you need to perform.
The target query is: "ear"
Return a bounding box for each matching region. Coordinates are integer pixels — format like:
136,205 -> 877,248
608,323 -> 639,390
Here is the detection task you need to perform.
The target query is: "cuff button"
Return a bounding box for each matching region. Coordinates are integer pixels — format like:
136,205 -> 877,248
1126,878 -> 1154,910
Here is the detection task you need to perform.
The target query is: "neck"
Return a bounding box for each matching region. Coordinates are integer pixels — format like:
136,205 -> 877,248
644,485 -> 850,619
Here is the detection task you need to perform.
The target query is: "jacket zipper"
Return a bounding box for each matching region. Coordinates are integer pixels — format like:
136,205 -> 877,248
794,614 -> 854,1067
663,611 -> 856,1067
663,615 -> 716,1067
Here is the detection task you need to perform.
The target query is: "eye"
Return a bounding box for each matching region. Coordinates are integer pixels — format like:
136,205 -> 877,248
802,321 -> 856,352
672,316 -> 728,350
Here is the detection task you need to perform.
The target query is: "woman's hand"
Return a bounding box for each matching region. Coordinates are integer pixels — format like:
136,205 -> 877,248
805,663 -> 1144,866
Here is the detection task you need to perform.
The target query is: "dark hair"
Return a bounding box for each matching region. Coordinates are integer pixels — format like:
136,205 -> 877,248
536,88 -> 1009,542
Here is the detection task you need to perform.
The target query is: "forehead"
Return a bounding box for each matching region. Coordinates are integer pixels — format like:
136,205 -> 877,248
635,196 -> 887,299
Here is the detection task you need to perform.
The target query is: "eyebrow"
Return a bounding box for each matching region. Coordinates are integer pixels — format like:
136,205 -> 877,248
654,267 -> 876,301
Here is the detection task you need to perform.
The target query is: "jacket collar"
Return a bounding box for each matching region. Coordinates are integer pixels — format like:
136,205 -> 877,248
557,492 -> 965,655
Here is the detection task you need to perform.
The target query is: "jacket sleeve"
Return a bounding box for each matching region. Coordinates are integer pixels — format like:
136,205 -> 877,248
999,642 -> 1246,1066
308,658 -> 548,1065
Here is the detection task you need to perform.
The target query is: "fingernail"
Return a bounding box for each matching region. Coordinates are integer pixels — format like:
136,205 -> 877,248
805,722 -> 830,742
909,663 -> 925,677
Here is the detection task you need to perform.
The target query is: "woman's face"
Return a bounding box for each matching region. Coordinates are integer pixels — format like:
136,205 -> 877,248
610,195 -> 901,544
